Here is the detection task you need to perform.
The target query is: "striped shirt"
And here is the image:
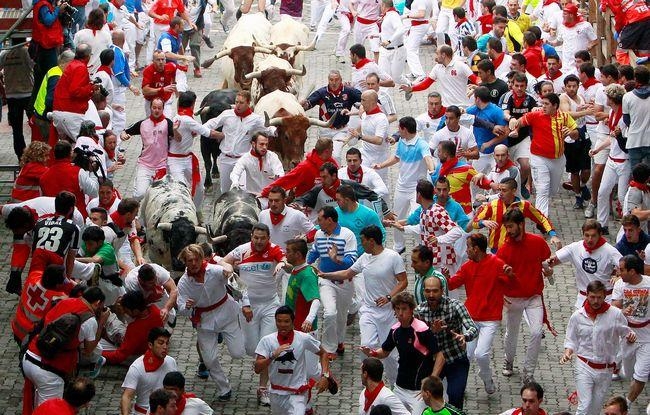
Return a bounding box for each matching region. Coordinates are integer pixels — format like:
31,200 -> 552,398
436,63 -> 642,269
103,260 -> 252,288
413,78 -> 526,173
307,225 -> 358,273
519,110 -> 577,159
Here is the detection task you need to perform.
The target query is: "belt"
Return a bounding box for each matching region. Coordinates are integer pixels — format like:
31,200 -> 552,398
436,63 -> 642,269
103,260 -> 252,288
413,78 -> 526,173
222,153 -> 241,159
577,355 -> 616,370
579,289 -> 613,296
134,404 -> 148,414
628,320 -> 650,328
411,19 -> 429,26
609,156 -> 627,163
586,121 -> 599,125
271,382 -> 312,394
384,44 -> 403,50
190,294 -> 228,326
356,16 -> 378,24
24,352 -> 68,380
168,152 -> 192,158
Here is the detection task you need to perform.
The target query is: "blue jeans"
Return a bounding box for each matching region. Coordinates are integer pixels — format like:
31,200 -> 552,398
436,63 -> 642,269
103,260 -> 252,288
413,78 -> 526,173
629,147 -> 650,169
438,356 -> 470,409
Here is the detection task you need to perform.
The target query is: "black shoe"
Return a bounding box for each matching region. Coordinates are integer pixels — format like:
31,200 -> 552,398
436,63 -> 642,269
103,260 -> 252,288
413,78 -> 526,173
580,186 -> 591,202
217,332 -> 223,344
327,376 -> 339,395
218,390 -> 232,402
5,272 -> 22,295
202,34 -> 214,49
573,197 -> 584,210
336,343 -> 345,356
197,362 -> 210,379
211,168 -> 220,179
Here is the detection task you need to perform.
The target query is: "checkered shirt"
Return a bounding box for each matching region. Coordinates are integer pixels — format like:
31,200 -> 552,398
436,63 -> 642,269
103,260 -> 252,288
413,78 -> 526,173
420,203 -> 457,266
415,297 -> 478,363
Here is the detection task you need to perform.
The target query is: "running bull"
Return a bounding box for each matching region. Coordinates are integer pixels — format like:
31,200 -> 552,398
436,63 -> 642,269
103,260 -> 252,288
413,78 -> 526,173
210,190 -> 261,256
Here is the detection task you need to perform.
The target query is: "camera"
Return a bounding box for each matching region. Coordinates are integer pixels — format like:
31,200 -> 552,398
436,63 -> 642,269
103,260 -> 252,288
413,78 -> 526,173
56,0 -> 77,27
93,77 -> 110,98
73,145 -> 106,181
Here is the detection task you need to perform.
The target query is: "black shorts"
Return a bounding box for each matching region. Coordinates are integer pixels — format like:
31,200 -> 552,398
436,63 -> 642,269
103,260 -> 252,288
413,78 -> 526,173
564,129 -> 591,173
620,18 -> 650,51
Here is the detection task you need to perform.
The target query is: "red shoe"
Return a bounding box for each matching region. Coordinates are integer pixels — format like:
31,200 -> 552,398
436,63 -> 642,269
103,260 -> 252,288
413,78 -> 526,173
194,68 -> 202,78
562,181 -> 573,191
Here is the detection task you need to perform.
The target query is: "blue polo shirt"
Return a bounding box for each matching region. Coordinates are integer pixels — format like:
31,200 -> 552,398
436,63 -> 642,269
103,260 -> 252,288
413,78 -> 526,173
466,102 -> 507,154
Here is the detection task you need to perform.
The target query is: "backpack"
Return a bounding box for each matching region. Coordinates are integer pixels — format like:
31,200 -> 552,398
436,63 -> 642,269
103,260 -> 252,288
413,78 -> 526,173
36,311 -> 93,360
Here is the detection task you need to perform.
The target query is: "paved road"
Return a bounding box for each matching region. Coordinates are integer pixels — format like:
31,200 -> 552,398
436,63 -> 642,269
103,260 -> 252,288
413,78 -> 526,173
0,7 -> 645,414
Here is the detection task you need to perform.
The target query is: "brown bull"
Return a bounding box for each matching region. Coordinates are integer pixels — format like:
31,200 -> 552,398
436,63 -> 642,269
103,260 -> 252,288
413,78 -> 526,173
245,65 -> 306,99
202,45 -> 274,90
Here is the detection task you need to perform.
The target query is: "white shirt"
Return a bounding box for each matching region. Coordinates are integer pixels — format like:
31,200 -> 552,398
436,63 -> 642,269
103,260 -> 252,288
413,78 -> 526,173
230,150 -> 285,194
259,206 -> 315,250
380,10 -> 405,45
360,111 -> 390,165
427,57 -> 474,107
125,263 -> 174,318
416,111 -> 445,143
564,305 -> 630,363
86,194 -> 121,216
578,83 -> 601,126
358,386 -> 410,415
612,275 -> 650,343
594,84 -> 612,135
429,125 -> 476,161
75,136 -> 108,174
558,21 -> 597,70
377,90 -> 397,116
408,0 -> 436,20
93,70 -> 114,106
622,89 -> 650,149
494,54 -> 513,82
351,0 -> 381,20
171,115 -> 211,155
204,110 -> 267,156
555,241 -> 622,308
351,61 -> 392,92
181,397 -> 214,415
338,166 -> 389,199
73,29 -> 113,74
2,196 -> 85,229
228,242 -> 284,305
541,72 -> 568,95
350,249 -> 405,309
122,354 -> 178,410
255,330 -> 321,394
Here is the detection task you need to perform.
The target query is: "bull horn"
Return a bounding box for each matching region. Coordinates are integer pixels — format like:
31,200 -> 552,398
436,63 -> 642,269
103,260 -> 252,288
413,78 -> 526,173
210,235 -> 228,244
245,70 -> 263,80
264,111 -> 284,127
286,65 -> 306,76
214,48 -> 232,60
201,56 -> 216,68
194,106 -> 207,116
295,36 -> 317,52
254,46 -> 274,54
194,226 -> 208,235
309,111 -> 337,127
252,35 -> 273,50
157,222 -> 172,231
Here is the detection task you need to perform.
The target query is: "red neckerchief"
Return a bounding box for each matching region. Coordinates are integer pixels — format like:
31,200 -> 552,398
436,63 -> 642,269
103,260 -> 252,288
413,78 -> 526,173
269,208 -> 285,225
439,157 -> 459,177
582,77 -> 600,90
166,29 -> 179,39
363,381 -> 385,412
348,166 -> 363,183
455,17 -> 468,28
495,158 -> 516,173
105,147 -> 116,160
99,191 -> 118,210
512,409 -> 547,415
354,58 -> 372,69
492,52 -> 505,69
150,114 -> 165,124
546,70 -> 563,81
97,65 -> 113,76
291,263 -> 308,275
583,236 -> 607,254
188,260 -> 208,280
143,349 -> 165,372
563,13 -> 584,28
109,210 -> 128,229
250,149 -> 264,170
583,299 -> 611,319
277,330 -> 295,345
608,106 -> 623,132
323,178 -> 341,199
328,84 -> 343,96
234,107 -> 253,118
512,91 -> 527,108
177,107 -> 194,117
428,106 -> 447,119
365,106 -> 382,115
175,393 -> 197,415
543,0 -> 559,6
630,180 -> 650,192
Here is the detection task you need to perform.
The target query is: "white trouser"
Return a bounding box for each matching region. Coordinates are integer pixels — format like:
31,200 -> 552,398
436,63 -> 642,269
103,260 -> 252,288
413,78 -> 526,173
51,111 -> 84,140
243,298 -> 281,356
361,152 -> 390,183
319,280 -> 354,353
466,320 -> 500,385
220,0 -> 236,30
354,20 -> 380,53
112,86 -> 127,136
596,158 -> 630,228
574,358 -> 613,415
217,154 -> 242,194
379,45 -> 407,85
503,295 -> 544,376
316,6 -> 352,57
133,165 -> 163,200
310,0 -> 329,27
144,98 -> 174,118
175,68 -> 188,93
359,305 -> 398,386
393,188 -> 417,251
22,352 -> 65,407
530,154 -> 565,217
318,128 -> 348,164
270,393 -> 307,415
405,24 -> 429,78
621,341 -> 650,382
393,385 -> 427,415
147,23 -> 169,62
167,154 -> 205,209
472,152 -> 495,174
436,8 -> 454,36
123,21 -> 137,69
197,300 -> 246,395
136,12 -> 149,45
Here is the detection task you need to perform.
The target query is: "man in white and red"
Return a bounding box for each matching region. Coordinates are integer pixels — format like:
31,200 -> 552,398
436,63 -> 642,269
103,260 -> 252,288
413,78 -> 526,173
428,105 -> 478,164
176,245 -> 244,402
51,43 -> 99,141
556,3 -> 598,72
350,0 -> 382,61
350,90 -> 390,183
601,0 -> 650,64
338,147 -> 389,201
125,263 -> 179,326
121,98 -> 175,200
203,90 -> 268,194
22,287 -> 108,411
147,0 -> 195,63
416,92 -> 447,144
613,254 -> 650,408
487,38 -> 513,82
11,265 -> 69,345
108,198 -> 146,266
349,44 -> 395,92
378,0 -> 407,85
540,54 -> 566,94
482,144 -> 522,198
230,132 -> 285,197
496,208 -> 554,383
171,91 -> 220,208
358,358 -> 410,415
259,187 -> 315,252
86,180 -> 121,217
403,0 -> 437,81
220,223 -> 287,405
548,219 -> 622,309
400,45 -> 478,108
142,50 -> 178,118
162,371 -> 215,415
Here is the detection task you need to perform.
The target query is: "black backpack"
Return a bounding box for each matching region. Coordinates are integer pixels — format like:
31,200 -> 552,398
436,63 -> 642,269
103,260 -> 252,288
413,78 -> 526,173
36,312 -> 93,360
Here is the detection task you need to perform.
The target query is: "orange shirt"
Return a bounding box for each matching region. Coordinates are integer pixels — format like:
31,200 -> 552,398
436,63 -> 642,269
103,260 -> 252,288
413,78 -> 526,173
520,110 -> 577,159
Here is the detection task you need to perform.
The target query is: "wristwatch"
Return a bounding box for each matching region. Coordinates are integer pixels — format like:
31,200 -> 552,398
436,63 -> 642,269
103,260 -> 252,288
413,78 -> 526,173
386,295 -> 392,301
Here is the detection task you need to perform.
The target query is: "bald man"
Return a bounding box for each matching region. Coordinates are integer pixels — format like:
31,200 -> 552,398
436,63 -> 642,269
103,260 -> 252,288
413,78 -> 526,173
349,90 -> 390,182
110,29 -> 140,136
475,144 -> 522,199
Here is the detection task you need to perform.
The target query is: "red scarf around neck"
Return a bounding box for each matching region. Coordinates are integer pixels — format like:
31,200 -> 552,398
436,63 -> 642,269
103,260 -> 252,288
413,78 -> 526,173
189,260 -> 209,280
583,236 -> 607,254
608,106 -> 622,132
438,157 -> 459,178
150,114 -> 165,124
348,166 -> 363,183
630,180 -> 650,192
269,209 -> 285,226
234,107 -> 253,118
177,107 -> 194,117
543,0 -> 559,6
492,52 -> 505,69
354,58 -> 372,69
143,349 -> 165,372
428,106 -> 447,120
583,299 -> 611,319
174,393 -> 197,415
277,330 -> 295,345
365,106 -> 382,115
166,29 -> 179,39
363,381 -> 385,412
97,65 -> 113,76
495,158 -> 516,173
328,84 -> 343,96
563,14 -> 584,28
250,149 -> 264,170
323,178 -> 341,199
100,191 -> 118,210
512,408 -> 547,415
546,70 -> 563,81
512,91 -> 527,108
582,77 -> 600,90
455,17 -> 468,28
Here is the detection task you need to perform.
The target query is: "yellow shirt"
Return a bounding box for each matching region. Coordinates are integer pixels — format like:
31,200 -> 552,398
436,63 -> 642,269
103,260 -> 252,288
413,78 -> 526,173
511,13 -> 531,33
442,0 -> 465,10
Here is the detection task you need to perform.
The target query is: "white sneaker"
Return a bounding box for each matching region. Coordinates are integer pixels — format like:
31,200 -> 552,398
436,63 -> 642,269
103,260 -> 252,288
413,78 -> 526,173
584,201 -> 595,218
502,361 -> 513,377
258,387 -> 270,406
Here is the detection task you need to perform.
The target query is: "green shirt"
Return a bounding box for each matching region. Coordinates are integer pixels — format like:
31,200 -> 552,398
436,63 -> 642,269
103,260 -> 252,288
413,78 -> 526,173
285,265 -> 320,330
414,267 -> 448,304
422,403 -> 465,415
82,241 -> 119,275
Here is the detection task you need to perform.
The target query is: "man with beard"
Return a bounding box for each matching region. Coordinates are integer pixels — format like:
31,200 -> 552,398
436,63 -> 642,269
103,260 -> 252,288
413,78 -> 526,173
230,132 -> 285,196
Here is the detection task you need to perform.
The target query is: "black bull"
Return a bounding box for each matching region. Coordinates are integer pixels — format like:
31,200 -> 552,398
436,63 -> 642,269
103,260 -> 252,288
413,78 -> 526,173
197,89 -> 238,189
211,190 -> 262,256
